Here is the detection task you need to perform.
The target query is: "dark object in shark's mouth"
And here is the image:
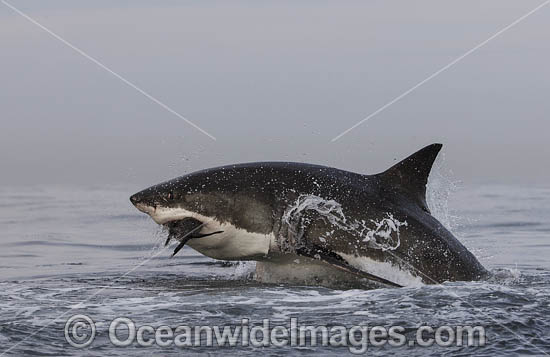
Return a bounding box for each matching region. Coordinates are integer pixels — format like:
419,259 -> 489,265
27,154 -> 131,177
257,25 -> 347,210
163,218 -> 223,257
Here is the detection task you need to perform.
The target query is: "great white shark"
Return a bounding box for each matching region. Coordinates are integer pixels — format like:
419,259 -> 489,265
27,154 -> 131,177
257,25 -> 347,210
130,144 -> 487,288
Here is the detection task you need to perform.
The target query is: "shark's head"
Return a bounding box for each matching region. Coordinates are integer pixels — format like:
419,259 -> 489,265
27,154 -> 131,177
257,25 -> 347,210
130,166 -> 275,260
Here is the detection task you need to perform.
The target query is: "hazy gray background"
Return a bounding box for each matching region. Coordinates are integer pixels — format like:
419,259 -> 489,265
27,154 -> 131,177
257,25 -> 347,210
1,0 -> 549,186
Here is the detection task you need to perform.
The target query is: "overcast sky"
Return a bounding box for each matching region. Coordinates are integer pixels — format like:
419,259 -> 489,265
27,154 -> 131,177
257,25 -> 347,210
1,0 -> 549,186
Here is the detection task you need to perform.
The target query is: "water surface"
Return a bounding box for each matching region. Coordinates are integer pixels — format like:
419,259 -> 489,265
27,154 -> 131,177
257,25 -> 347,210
1,183 -> 549,355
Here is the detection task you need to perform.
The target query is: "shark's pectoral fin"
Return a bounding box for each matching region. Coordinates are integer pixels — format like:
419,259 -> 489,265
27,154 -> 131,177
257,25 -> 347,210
296,245 -> 402,288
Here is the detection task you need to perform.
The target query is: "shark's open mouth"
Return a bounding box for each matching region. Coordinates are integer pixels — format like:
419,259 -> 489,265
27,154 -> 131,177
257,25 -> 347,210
163,217 -> 223,257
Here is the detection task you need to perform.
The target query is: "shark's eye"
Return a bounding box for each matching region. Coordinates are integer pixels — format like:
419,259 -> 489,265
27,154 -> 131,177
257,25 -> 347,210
167,191 -> 174,200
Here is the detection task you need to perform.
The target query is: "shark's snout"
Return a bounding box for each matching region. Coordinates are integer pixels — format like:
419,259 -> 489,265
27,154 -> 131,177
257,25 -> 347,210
130,193 -> 157,215
129,193 -> 140,205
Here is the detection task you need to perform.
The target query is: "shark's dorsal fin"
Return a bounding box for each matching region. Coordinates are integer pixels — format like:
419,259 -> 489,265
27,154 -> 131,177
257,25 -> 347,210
378,143 -> 442,213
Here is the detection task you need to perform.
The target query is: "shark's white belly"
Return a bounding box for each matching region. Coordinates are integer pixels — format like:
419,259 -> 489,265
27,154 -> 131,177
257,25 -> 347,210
336,253 -> 423,287
146,206 -> 274,260
254,253 -> 423,288
145,206 -> 422,288
186,225 -> 273,261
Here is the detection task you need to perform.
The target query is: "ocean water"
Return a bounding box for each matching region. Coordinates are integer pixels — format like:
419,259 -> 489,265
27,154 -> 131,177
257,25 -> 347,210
1,183 -> 549,356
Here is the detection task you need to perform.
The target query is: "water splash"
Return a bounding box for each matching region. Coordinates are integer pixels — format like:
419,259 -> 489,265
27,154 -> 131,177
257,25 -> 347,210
282,194 -> 407,251
426,154 -> 489,263
488,267 -> 522,284
363,214 -> 408,250
230,261 -> 256,280
426,153 -> 461,232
